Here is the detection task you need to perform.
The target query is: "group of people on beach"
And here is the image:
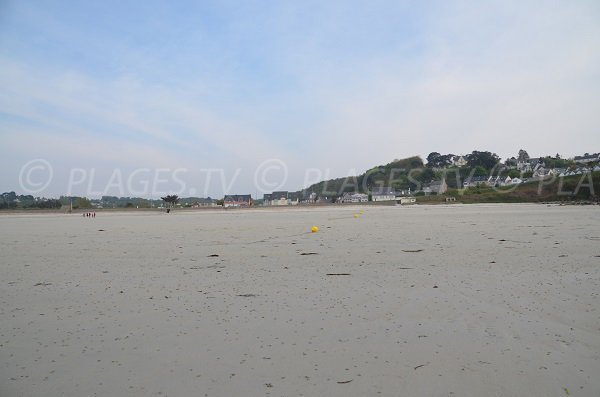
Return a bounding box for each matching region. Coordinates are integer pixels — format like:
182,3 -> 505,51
83,212 -> 96,218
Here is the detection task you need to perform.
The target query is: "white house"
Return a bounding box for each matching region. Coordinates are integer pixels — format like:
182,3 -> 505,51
549,168 -> 567,176
300,192 -> 318,204
487,176 -> 503,186
463,176 -> 489,188
191,198 -> 217,208
399,197 -> 416,205
271,191 -> 289,206
517,161 -> 531,172
223,194 -> 252,207
574,153 -> 600,164
452,156 -> 467,167
339,192 -> 368,203
371,187 -> 396,201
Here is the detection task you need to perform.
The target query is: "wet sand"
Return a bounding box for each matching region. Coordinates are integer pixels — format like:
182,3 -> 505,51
1,204 -> 599,396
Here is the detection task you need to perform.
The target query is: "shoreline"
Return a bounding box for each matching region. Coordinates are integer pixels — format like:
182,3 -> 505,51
1,199 -> 598,216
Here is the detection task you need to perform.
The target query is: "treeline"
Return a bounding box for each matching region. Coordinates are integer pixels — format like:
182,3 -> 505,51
0,193 -> 219,210
96,196 -> 214,208
95,196 -> 155,208
59,196 -> 92,209
1,192 -> 62,209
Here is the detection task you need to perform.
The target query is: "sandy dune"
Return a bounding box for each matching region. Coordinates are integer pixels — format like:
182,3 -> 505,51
1,204 -> 599,396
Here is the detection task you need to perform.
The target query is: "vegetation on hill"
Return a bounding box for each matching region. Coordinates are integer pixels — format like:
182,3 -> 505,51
296,149 -> 598,201
417,172 -> 599,204
302,156 -> 426,197
300,151 -> 505,197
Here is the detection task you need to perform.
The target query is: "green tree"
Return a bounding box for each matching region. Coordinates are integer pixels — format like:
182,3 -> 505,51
161,195 -> 179,208
507,169 -> 521,178
466,151 -> 500,169
415,168 -> 435,182
73,197 -> 92,209
426,152 -> 441,167
473,166 -> 488,176
518,149 -> 530,162
427,152 -> 454,168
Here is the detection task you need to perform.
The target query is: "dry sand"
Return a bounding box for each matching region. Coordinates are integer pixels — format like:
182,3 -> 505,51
1,204 -> 599,396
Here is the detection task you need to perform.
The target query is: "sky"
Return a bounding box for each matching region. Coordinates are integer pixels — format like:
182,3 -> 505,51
1,0 -> 599,198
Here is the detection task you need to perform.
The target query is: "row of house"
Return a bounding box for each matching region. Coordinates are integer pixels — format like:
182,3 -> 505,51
222,188 -> 415,207
462,164 -> 600,188
454,151 -> 599,172
557,165 -> 600,177
190,198 -> 218,208
263,191 -> 301,206
190,195 -> 254,208
261,187 -> 415,205
262,191 -> 334,205
338,192 -> 369,203
338,187 -> 417,203
463,176 -> 524,188
514,153 -> 599,172
574,153 -> 600,164
223,194 -> 252,208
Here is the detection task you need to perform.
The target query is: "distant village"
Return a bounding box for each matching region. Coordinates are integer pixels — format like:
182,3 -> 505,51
2,150 -> 599,210
166,150 -> 600,208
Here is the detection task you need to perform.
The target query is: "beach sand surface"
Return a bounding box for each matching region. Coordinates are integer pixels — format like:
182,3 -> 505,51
1,204 -> 599,396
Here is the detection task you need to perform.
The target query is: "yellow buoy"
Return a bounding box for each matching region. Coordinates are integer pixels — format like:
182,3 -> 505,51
311,226 -> 319,233
354,214 -> 359,218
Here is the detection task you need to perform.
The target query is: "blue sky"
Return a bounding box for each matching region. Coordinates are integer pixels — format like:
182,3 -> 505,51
1,1 -> 599,197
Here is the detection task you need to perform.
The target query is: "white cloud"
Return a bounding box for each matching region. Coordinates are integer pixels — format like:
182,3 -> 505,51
288,1 -> 600,168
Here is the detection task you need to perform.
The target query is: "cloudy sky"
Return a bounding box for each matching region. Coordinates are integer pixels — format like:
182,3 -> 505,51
1,0 -> 599,198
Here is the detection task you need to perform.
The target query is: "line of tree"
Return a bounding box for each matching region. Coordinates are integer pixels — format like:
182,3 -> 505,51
59,196 -> 92,209
426,152 -> 455,168
427,151 -> 501,169
1,192 -> 63,209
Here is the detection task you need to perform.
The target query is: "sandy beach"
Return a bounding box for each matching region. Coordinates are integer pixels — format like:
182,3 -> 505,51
1,203 -> 599,397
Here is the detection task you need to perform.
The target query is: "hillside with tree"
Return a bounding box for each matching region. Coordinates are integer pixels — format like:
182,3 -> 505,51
294,149 -> 597,200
